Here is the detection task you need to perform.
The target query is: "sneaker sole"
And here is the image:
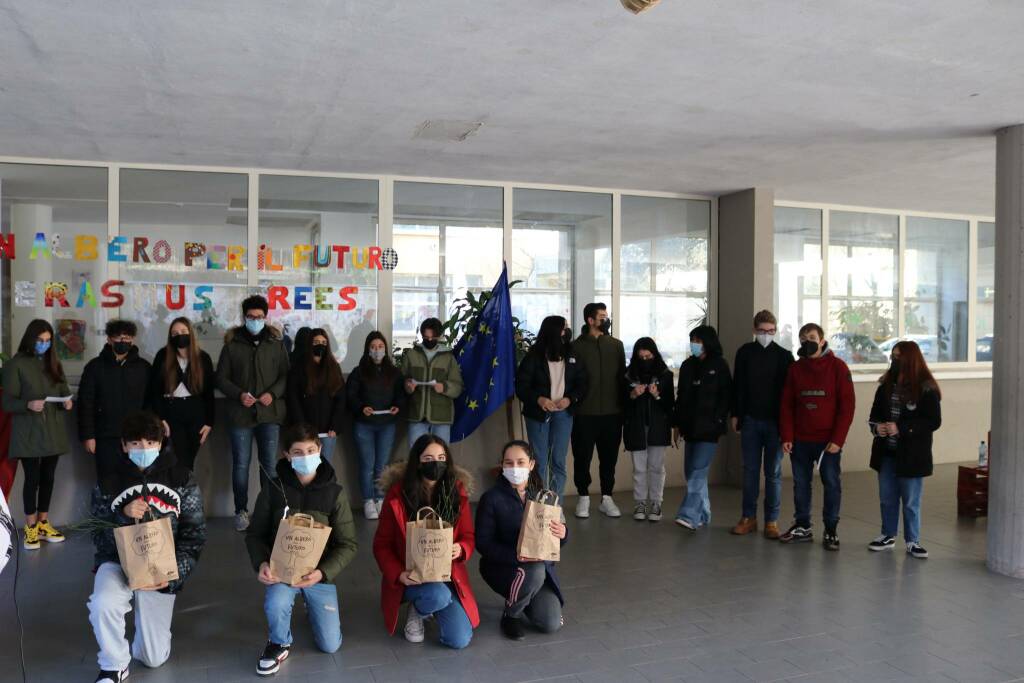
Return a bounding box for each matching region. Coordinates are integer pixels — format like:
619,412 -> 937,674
824,545 -> 840,552
575,511 -> 590,519
868,544 -> 895,552
780,535 -> 813,544
633,515 -> 647,521
648,515 -> 662,522
23,542 -> 40,550
404,631 -> 425,643
602,511 -> 621,518
39,536 -> 65,543
674,519 -> 695,530
257,649 -> 289,676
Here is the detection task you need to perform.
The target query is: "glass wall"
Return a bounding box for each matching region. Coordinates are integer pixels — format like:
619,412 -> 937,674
903,217 -> 969,362
620,196 -> 710,369
773,207 -> 822,354
511,189 -> 612,336
977,221 -> 995,362
392,182 -> 503,349
257,175 -> 379,371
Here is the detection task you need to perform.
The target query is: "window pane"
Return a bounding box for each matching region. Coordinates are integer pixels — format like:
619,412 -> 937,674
393,182 -> 503,349
257,175 -> 379,372
773,207 -> 822,354
903,217 -> 969,362
119,169 -> 248,363
511,189 -> 612,336
827,211 -> 898,364
977,221 -> 995,362
1,163 -> 109,380
620,196 -> 710,369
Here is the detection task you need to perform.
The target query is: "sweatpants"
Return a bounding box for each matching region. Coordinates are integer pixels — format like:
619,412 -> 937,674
571,414 -> 622,496
88,562 -> 176,672
504,562 -> 563,633
631,446 -> 666,503
20,455 -> 59,515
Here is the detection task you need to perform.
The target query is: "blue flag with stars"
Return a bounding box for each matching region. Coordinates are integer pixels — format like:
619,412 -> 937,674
450,264 -> 516,443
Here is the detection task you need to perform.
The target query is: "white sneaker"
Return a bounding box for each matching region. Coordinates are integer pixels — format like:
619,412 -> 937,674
364,499 -> 379,520
234,511 -> 250,532
575,496 -> 590,519
599,495 -> 621,518
404,607 -> 425,643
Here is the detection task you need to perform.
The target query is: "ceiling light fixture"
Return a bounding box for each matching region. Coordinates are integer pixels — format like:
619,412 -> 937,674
621,0 -> 662,14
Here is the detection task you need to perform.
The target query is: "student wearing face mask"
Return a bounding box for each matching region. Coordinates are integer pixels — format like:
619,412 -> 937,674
2,320 -> 74,549
145,318 -> 216,472
623,337 -> 675,522
729,310 -> 793,538
79,319 -> 151,483
476,441 -> 568,640
217,296 -> 290,533
373,435 -> 477,649
245,423 -> 357,677
401,318 -> 464,447
515,315 -> 588,498
86,411 -> 206,683
285,329 -> 346,464
779,323 -> 855,550
347,331 -> 405,519
673,325 -> 732,531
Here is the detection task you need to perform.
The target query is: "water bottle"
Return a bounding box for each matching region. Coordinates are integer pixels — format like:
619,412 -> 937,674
978,441 -> 988,468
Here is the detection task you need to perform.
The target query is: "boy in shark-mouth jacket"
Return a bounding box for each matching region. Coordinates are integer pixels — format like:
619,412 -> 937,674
87,411 -> 206,683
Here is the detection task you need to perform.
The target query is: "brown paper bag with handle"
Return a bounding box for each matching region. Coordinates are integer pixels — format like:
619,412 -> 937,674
269,513 -> 332,586
405,507 -> 454,583
114,516 -> 180,590
516,490 -> 561,562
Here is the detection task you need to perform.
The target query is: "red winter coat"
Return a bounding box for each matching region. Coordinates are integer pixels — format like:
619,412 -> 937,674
779,351 -> 856,446
372,464 -> 480,635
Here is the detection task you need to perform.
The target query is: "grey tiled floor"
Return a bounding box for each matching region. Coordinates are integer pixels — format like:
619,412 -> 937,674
3,463 -> 1024,683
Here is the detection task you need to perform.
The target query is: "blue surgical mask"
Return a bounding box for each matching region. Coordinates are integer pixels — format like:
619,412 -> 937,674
690,342 -> 704,357
34,340 -> 51,356
129,447 -> 160,470
245,318 -> 266,336
290,452 -> 321,476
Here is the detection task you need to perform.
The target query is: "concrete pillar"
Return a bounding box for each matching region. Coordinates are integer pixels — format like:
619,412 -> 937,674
989,125 -> 1024,578
714,188 -> 775,486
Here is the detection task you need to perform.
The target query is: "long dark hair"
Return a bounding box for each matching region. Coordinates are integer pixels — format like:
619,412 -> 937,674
17,319 -> 65,384
689,324 -> 723,357
879,340 -> 941,403
627,336 -> 668,381
304,328 -> 344,396
291,326 -> 313,364
163,317 -> 205,394
357,330 -> 397,382
401,434 -> 461,523
501,439 -> 547,492
531,315 -> 569,362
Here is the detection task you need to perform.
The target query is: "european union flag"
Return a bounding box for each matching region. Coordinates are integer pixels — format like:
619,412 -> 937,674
450,264 -> 516,443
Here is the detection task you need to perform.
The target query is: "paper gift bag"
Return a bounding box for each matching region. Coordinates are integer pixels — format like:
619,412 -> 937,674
516,490 -> 562,562
405,507 -> 454,583
113,516 -> 180,590
270,513 -> 332,586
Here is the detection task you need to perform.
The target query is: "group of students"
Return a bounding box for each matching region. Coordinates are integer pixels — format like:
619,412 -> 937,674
0,298 -> 942,682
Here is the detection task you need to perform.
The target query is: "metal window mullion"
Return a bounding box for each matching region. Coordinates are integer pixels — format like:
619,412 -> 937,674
247,172 -> 259,288
503,185 -> 513,268
612,192 -> 621,322
820,209 -> 829,329
897,213 -> 906,339
378,177 -> 394,344
968,218 -> 979,363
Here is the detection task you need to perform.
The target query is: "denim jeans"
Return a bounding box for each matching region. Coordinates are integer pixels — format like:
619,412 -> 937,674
403,582 -> 473,649
877,455 -> 923,543
264,582 -> 342,653
676,441 -> 717,527
319,435 -> 337,463
407,421 -> 451,448
230,423 -> 280,514
524,410 -> 573,497
740,417 -> 783,521
791,441 -> 842,530
353,421 -> 397,501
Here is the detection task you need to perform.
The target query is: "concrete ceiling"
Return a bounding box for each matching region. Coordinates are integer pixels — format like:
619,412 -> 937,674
2,0 -> 1022,216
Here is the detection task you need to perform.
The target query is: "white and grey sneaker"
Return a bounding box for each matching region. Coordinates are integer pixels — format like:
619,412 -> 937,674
648,502 -> 663,522
257,641 -> 290,676
633,501 -> 648,521
364,499 -> 379,520
575,496 -> 590,519
234,511 -> 250,532
868,535 -> 896,551
907,542 -> 929,559
404,607 -> 426,643
94,667 -> 129,683
599,495 -> 621,518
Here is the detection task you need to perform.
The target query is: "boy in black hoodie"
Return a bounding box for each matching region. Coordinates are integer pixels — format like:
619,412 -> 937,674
87,411 -> 206,683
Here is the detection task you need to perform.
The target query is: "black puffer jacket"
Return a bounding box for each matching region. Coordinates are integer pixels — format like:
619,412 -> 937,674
78,346 -> 152,440
868,384 -> 941,478
675,355 -> 732,443
623,366 -> 675,451
515,351 -> 589,421
286,365 -> 346,434
345,363 -> 405,425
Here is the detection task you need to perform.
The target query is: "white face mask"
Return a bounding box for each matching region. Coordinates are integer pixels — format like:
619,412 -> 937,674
756,332 -> 773,348
502,466 -> 531,486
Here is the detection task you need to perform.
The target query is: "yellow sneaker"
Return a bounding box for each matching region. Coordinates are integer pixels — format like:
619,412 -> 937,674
23,523 -> 40,550
36,520 -> 66,543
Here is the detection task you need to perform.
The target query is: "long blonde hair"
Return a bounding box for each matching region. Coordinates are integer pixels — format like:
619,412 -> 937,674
163,317 -> 205,394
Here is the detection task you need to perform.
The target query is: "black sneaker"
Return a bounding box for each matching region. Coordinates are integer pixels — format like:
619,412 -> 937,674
257,641 -> 290,676
779,524 -> 813,543
95,668 -> 129,683
868,535 -> 896,552
823,530 -> 840,551
501,615 -> 526,641
906,542 -> 929,559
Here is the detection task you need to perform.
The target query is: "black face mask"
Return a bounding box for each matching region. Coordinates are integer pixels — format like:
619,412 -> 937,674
797,340 -> 819,358
112,341 -> 132,356
422,338 -> 438,350
561,329 -> 573,346
418,460 -> 447,482
171,334 -> 190,350
598,319 -> 612,335
311,345 -> 327,359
